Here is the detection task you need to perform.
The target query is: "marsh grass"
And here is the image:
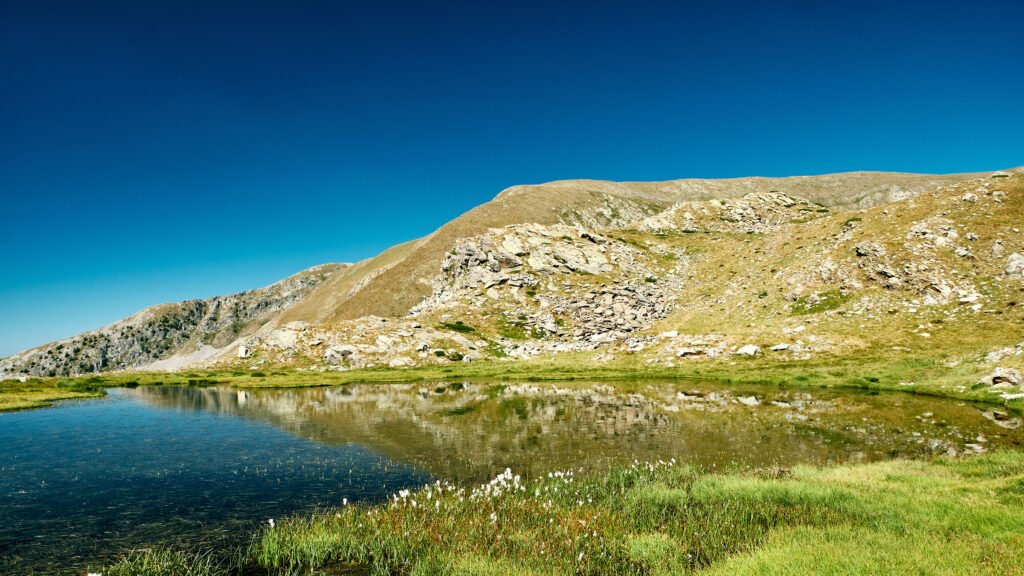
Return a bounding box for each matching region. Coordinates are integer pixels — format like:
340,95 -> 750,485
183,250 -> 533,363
102,547 -> 236,576
0,376 -> 106,411
248,461 -> 863,575
96,452 -> 1024,575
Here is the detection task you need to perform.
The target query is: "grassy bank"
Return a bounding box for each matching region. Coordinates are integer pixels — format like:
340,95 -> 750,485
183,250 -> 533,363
0,376 -> 107,411
4,345 -> 1022,412
103,451 -> 1024,575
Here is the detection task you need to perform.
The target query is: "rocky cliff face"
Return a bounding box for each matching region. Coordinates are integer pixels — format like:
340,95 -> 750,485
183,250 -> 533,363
0,264 -> 345,377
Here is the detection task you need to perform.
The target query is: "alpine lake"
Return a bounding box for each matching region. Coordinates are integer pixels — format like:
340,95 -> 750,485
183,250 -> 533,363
2,380 -> 1022,574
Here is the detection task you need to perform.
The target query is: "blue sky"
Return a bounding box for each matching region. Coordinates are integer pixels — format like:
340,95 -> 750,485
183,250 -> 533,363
2,0 -> 1022,356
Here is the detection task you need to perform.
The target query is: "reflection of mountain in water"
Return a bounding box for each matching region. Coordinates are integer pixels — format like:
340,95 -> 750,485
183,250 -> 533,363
126,383 -> 1024,483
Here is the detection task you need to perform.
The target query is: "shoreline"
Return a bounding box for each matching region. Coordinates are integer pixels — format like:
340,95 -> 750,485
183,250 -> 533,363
100,450 -> 1024,575
3,351 -> 1023,414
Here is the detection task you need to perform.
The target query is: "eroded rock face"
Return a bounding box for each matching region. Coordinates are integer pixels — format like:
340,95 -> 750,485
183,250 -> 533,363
437,224 -> 612,292
551,279 -> 677,343
408,221 -> 685,349
843,221 -> 977,305
0,264 -> 343,377
638,191 -> 828,234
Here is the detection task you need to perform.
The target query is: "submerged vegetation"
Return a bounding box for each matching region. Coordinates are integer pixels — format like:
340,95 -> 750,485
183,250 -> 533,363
102,451 -> 1024,575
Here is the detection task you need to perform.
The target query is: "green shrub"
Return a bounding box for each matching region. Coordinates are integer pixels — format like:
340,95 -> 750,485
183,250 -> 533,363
438,321 -> 477,333
791,290 -> 849,315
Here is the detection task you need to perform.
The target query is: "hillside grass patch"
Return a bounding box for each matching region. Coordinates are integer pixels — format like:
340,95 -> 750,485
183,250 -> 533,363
790,290 -> 850,315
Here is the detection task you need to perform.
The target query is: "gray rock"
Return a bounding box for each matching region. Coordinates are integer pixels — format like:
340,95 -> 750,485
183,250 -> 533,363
993,367 -> 1023,386
324,345 -> 354,364
1006,253 -> 1024,278
978,367 -> 1023,388
854,241 -> 886,258
735,344 -> 761,356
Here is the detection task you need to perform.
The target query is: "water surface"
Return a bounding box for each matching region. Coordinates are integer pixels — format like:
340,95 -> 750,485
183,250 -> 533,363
1,381 -> 1020,574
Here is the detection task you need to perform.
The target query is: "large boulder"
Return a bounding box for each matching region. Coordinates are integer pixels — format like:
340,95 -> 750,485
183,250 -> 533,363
1006,253 -> 1024,278
324,345 -> 354,364
734,344 -> 761,356
854,241 -> 886,258
978,367 -> 1023,388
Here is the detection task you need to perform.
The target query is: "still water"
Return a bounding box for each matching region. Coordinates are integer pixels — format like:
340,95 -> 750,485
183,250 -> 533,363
1,381 -> 1021,574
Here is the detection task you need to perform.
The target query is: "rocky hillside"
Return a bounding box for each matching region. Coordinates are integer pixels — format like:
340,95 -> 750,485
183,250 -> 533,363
274,170 -> 986,328
3,167 -> 1022,385
0,264 -> 345,377
225,169 -> 1024,398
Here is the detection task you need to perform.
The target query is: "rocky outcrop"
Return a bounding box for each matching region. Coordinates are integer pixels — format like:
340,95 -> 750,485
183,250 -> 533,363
638,191 -> 828,234
412,222 -> 685,346
977,367 -> 1023,388
0,264 -> 345,377
435,223 -> 613,292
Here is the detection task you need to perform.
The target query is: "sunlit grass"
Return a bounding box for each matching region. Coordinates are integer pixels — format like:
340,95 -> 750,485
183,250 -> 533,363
247,452 -> 1024,575
101,547 -> 234,576
95,451 -> 1024,575
0,376 -> 106,411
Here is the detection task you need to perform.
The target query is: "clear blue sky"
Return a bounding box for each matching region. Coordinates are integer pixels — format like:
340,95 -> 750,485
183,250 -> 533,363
2,0 -> 1022,356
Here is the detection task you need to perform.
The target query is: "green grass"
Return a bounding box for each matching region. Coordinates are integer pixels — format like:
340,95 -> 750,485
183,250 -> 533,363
247,459 -> 857,575
497,318 -> 546,340
790,290 -> 850,315
190,451 -> 1024,575
438,321 -> 477,333
0,376 -> 107,411
102,547 -> 234,576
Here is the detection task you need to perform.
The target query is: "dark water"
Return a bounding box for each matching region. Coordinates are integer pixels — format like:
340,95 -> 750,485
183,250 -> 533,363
1,381 -> 1021,574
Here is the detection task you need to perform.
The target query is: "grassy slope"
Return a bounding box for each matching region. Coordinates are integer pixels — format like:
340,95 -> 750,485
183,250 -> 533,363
281,170 -> 988,325
104,451 -> 1024,575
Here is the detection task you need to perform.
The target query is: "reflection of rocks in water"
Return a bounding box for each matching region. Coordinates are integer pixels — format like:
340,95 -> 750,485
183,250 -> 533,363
126,382 -> 1024,483
982,409 -> 1022,429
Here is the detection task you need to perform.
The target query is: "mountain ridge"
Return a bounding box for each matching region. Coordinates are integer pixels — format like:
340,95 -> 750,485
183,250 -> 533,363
2,166 -> 1021,379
